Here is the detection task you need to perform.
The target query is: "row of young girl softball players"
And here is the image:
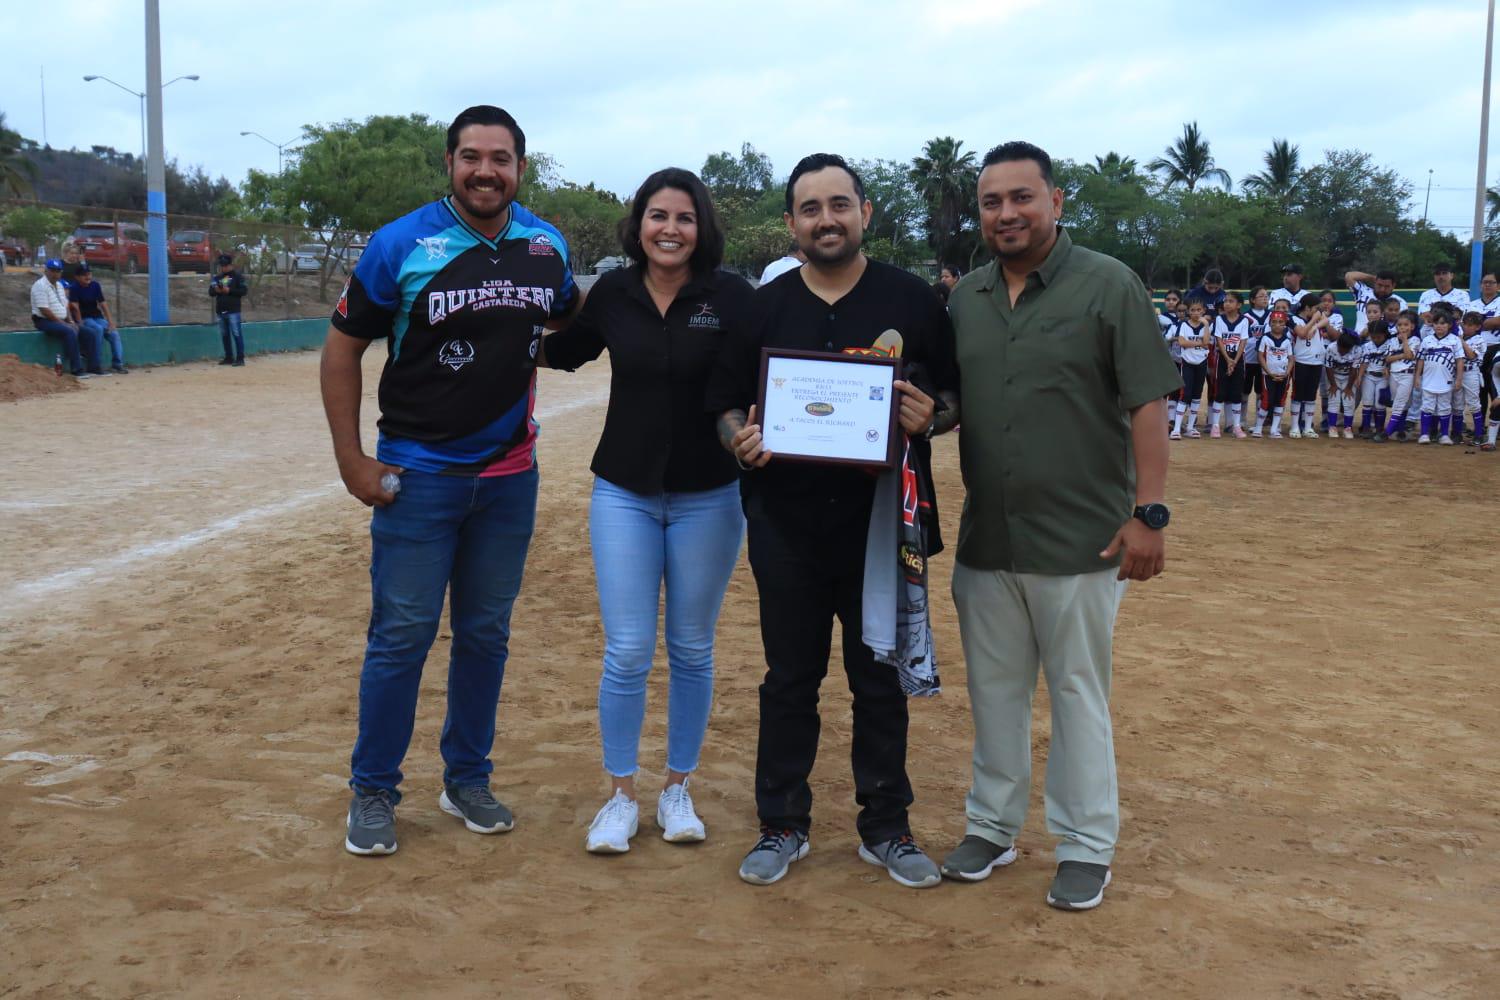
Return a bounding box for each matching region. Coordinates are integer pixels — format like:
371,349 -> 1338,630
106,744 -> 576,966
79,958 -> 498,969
1157,290 -> 1497,448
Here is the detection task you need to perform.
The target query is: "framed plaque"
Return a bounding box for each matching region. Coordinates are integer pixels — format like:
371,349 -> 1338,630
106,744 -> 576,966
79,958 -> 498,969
755,348 -> 903,468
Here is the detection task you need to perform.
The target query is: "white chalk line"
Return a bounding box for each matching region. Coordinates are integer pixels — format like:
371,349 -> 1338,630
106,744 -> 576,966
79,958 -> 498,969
0,390 -> 608,613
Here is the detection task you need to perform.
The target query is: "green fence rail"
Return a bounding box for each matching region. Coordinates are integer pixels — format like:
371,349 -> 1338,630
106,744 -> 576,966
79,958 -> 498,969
0,316 -> 329,368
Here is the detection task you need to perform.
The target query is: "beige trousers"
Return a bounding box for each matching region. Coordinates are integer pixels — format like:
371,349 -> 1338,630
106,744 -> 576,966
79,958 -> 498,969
951,563 -> 1127,865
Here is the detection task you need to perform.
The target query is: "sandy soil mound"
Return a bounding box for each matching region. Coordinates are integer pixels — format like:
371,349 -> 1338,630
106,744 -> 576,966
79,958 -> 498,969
0,353 -> 83,402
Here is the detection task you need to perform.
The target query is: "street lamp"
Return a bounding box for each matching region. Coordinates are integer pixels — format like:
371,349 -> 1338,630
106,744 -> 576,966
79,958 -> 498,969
83,73 -> 199,174
239,131 -> 300,175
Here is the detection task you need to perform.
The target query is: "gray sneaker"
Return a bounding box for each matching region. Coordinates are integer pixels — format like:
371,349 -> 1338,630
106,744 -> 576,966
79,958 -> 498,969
345,789 -> 398,856
439,784 -> 514,834
738,827 -> 810,885
858,835 -> 941,888
1046,861 -> 1112,911
940,834 -> 1019,882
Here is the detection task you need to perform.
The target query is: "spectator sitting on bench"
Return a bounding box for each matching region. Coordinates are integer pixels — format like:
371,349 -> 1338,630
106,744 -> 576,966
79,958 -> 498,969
68,262 -> 127,374
32,258 -> 101,377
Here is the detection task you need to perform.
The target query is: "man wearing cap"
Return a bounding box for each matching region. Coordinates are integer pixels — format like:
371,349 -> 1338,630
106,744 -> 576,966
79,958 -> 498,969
68,262 -> 127,374
1344,269 -> 1409,335
1268,264 -> 1311,309
209,253 -> 249,366
32,258 -> 99,377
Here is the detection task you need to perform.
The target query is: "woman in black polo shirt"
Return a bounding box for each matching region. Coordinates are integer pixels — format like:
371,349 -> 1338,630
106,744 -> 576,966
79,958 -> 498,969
542,168 -> 751,855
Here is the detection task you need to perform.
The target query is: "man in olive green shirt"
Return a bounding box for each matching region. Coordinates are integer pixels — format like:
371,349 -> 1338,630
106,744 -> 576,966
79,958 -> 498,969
938,142 -> 1180,912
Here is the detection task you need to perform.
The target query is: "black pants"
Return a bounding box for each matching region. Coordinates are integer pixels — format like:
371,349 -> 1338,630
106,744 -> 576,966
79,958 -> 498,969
1292,361 -> 1322,402
745,491 -> 913,845
1180,360 -> 1208,405
1215,357 -> 1245,402
1261,373 -> 1290,409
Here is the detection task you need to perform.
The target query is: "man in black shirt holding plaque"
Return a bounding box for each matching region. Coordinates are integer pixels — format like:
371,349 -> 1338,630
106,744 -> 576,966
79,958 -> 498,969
706,153 -> 959,888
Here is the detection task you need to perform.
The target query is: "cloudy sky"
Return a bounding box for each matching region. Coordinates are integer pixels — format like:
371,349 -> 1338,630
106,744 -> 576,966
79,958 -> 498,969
9,0 -> 1495,234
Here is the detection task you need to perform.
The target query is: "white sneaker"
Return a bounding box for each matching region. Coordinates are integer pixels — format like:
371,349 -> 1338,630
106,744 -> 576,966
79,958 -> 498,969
1269,430 -> 1283,439
1418,434 -> 1431,444
585,790 -> 639,854
1250,427 -> 1263,438
1439,434 -> 1454,445
1342,428 -> 1354,439
657,781 -> 706,843
1289,427 -> 1302,439
1304,427 -> 1319,438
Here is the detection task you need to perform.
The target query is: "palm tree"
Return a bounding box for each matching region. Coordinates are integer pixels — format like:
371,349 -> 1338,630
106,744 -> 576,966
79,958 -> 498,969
1147,121 -> 1231,192
1486,186 -> 1500,223
0,112 -> 34,197
1241,139 -> 1301,199
910,136 -> 978,267
1085,151 -> 1140,184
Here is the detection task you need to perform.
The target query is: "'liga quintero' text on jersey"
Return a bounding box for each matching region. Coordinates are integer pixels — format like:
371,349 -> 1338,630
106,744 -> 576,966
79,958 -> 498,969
331,197 -> 577,475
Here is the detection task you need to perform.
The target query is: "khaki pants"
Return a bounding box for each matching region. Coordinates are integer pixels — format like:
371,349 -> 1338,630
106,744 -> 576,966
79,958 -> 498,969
951,563 -> 1126,865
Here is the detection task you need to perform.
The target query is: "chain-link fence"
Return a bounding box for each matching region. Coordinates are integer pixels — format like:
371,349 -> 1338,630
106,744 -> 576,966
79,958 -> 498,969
1,197 -> 358,329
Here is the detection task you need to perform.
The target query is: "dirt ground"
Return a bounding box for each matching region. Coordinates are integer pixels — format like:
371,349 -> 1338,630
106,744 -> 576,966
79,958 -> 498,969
0,354 -> 80,403
0,351 -> 1495,999
1,269 -> 334,331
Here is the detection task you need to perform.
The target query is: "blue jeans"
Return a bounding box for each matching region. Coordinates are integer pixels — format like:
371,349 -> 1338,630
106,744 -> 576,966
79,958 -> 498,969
218,311 -> 243,361
80,318 -> 123,368
33,316 -> 93,373
590,477 -> 743,776
349,466 -> 539,799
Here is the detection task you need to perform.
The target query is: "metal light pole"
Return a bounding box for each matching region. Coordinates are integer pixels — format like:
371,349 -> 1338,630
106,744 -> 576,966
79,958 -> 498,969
84,72 -> 199,175
1423,169 -> 1433,224
1471,0 -> 1496,293
144,0 -> 169,325
239,131 -> 300,175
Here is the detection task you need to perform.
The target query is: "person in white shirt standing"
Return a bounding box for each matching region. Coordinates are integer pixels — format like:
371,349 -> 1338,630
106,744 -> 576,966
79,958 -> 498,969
1415,306 -> 1465,444
1170,299 -> 1212,439
1417,264 -> 1471,437
30,258 -> 98,377
1288,297 -> 1332,438
1267,263 -> 1311,309
1345,269 -> 1408,335
757,244 -> 805,285
1254,307 -> 1295,438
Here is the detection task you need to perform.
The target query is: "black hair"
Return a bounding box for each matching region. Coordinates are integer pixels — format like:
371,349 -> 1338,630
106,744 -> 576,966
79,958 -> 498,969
1431,301 -> 1458,319
1463,310 -> 1484,325
941,263 -> 961,277
1319,288 -> 1337,300
980,140 -> 1053,186
931,280 -> 950,304
1399,308 -> 1420,325
1376,269 -> 1397,282
1337,332 -> 1357,352
447,105 -> 526,159
1203,268 -> 1224,284
1368,319 -> 1390,339
1296,295 -> 1318,314
1164,287 -> 1183,300
784,153 -> 864,214
618,167 -> 725,274
1222,288 -> 1242,307
1249,284 -> 1267,300
1432,262 -> 1455,274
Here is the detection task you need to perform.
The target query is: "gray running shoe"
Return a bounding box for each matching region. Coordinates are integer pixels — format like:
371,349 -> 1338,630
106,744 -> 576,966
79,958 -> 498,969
345,789 -> 398,856
738,827 -> 809,885
439,784 -> 514,834
940,834 -> 1019,882
1046,861 -> 1112,911
858,835 -> 941,888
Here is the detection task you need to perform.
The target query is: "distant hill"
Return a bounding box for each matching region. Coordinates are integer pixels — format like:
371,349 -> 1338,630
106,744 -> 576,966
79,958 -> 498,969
16,138 -> 233,217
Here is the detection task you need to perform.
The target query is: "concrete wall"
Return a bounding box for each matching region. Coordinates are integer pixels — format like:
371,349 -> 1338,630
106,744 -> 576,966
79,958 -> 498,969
0,317 -> 329,367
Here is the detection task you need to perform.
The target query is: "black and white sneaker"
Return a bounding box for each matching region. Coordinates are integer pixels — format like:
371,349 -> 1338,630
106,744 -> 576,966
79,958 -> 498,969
439,783 -> 514,834
345,789 -> 398,856
1046,861 -> 1112,911
738,827 -> 809,885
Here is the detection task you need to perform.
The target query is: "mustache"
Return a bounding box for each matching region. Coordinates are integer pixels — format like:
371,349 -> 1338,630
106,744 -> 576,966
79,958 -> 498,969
813,227 -> 845,239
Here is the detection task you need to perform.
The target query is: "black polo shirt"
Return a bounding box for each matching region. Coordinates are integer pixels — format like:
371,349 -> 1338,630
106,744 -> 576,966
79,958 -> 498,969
545,265 -> 753,495
704,257 -> 958,530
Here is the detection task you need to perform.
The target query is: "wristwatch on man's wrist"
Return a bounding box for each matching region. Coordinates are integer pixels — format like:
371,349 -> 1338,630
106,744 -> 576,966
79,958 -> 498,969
1133,503 -> 1170,530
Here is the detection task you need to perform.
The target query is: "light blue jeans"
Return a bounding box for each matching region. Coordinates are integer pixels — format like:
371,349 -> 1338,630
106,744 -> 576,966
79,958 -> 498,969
590,477 -> 743,776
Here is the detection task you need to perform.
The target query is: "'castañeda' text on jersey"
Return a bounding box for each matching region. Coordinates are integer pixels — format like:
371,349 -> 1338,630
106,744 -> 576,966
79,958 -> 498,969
331,196 -> 577,475
1259,333 -> 1292,377
1418,332 -> 1463,394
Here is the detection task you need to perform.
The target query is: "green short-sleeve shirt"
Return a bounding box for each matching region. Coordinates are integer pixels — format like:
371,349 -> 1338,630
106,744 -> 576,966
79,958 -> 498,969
949,227 -> 1180,576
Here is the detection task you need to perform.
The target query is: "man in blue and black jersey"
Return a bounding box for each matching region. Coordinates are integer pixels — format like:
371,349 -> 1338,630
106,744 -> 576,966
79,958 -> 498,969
320,105 -> 578,857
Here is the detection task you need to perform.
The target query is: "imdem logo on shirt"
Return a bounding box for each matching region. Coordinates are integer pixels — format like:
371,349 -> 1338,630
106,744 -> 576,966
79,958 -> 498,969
688,303 -> 720,330
438,339 -> 476,371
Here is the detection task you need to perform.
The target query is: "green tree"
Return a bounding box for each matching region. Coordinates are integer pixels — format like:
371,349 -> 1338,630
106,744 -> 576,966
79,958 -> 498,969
701,143 -> 774,211
280,113 -> 449,299
1294,149 -> 1412,283
1241,139 -> 1301,201
1147,122 -> 1231,192
527,180 -> 624,272
0,111 -> 35,197
1084,151 -> 1141,184
1,204 -> 74,255
853,158 -> 924,252
910,136 -> 978,268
